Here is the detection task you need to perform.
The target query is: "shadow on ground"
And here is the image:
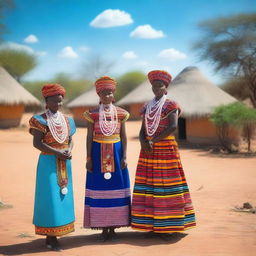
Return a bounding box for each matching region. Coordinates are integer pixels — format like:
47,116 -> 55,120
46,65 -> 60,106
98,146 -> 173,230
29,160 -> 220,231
0,232 -> 187,255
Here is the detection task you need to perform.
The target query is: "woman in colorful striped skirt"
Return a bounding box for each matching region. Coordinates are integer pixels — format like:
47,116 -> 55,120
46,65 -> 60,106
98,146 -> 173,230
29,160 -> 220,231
83,76 -> 131,241
131,70 -> 196,238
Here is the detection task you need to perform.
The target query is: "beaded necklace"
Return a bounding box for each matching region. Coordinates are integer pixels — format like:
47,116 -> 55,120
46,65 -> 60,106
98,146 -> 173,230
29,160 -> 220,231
145,94 -> 166,136
46,109 -> 68,143
99,103 -> 118,136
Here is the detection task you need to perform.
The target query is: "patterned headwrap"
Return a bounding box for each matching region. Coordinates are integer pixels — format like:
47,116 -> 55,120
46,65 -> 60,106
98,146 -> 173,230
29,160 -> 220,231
95,76 -> 117,94
41,83 -> 66,98
148,70 -> 172,87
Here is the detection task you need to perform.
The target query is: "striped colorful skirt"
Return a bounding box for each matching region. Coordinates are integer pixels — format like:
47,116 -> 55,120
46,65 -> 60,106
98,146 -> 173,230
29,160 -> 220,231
131,136 -> 196,233
84,141 -> 131,229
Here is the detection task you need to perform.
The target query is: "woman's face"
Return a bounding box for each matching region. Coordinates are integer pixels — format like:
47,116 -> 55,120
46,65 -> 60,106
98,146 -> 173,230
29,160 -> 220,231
152,80 -> 167,99
46,94 -> 63,113
99,89 -> 114,104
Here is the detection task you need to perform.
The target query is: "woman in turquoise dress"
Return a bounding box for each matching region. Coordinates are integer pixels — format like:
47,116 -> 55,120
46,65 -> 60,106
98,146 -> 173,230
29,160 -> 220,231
29,83 -> 76,251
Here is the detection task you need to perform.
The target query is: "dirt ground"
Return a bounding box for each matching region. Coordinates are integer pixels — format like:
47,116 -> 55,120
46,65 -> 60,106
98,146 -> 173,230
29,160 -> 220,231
0,114 -> 256,256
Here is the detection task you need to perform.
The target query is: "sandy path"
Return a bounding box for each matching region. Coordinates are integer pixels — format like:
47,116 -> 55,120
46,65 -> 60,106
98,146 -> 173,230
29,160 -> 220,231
0,115 -> 256,256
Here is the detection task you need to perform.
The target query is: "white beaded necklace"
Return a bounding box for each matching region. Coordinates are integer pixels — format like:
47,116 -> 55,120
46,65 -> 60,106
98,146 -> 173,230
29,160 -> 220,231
46,109 -> 68,143
99,103 -> 118,136
145,94 -> 167,136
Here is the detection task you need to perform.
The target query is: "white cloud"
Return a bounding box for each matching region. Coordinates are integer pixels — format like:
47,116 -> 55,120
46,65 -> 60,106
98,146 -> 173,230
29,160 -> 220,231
158,48 -> 187,60
0,42 -> 47,57
0,42 -> 34,53
122,51 -> 137,59
130,24 -> 165,39
90,9 -> 133,28
58,46 -> 78,58
24,34 -> 38,43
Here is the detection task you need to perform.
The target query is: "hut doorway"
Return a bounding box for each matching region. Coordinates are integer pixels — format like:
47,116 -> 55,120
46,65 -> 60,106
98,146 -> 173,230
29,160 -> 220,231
178,117 -> 187,140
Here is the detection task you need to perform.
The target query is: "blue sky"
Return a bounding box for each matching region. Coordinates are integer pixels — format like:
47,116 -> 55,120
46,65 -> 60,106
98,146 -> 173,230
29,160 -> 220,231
2,0 -> 256,84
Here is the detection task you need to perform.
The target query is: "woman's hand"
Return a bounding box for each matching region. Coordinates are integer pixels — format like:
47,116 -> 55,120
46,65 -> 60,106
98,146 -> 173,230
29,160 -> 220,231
86,159 -> 93,172
56,149 -> 72,160
121,158 -> 127,170
141,140 -> 153,153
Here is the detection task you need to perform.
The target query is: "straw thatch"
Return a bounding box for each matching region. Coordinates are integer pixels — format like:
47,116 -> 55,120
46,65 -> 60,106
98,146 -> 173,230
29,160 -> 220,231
117,66 -> 237,117
167,66 -> 237,117
0,67 -> 41,106
117,80 -> 151,105
67,87 -> 98,108
67,86 -> 98,127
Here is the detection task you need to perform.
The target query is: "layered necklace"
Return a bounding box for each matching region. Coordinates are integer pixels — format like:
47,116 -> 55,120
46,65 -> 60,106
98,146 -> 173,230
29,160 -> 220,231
99,103 -> 118,136
46,109 -> 68,143
145,94 -> 167,136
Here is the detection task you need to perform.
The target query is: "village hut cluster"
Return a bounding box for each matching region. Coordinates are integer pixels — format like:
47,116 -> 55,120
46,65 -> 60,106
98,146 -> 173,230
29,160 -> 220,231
0,65 -> 240,145
68,66 -> 238,145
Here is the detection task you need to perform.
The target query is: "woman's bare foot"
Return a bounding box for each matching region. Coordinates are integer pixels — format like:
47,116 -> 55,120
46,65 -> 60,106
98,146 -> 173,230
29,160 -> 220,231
46,236 -> 62,251
100,228 -> 109,241
108,227 -> 118,240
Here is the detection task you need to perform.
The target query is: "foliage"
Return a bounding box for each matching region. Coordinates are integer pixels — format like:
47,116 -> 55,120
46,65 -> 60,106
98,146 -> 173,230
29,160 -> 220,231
0,48 -> 37,81
52,73 -> 92,102
22,80 -> 47,102
211,102 -> 256,152
193,13 -> 256,107
221,77 -> 250,101
115,71 -> 146,101
22,72 -> 92,104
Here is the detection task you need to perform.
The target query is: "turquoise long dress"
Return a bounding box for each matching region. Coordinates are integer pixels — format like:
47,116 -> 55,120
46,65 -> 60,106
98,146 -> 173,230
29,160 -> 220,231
29,114 -> 76,236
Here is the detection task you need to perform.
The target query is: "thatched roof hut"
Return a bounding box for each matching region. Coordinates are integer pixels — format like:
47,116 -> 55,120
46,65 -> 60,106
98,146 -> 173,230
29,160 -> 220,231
0,67 -> 41,128
67,87 -> 98,126
117,80 -> 152,106
116,80 -> 150,120
117,66 -> 236,117
167,66 -> 237,116
118,66 -> 238,144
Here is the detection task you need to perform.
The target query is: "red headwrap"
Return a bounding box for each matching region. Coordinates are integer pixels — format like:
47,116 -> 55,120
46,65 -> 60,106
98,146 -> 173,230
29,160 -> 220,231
95,76 -> 117,94
148,70 -> 172,87
41,83 -> 66,98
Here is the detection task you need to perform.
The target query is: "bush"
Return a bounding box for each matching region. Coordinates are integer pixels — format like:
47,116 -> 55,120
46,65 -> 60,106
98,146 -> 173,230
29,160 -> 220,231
211,102 -> 256,152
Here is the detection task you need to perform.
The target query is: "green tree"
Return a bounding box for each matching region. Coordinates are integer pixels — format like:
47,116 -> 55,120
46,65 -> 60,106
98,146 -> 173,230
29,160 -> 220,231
0,48 -> 37,82
52,72 -> 91,102
22,75 -> 91,104
221,77 -> 250,101
211,102 -> 256,152
115,71 -> 146,101
22,80 -> 49,102
194,13 -> 256,107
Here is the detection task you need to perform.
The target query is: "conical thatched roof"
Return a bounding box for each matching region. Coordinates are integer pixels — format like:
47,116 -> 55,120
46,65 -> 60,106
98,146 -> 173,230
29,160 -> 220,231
67,87 -> 98,108
117,79 -> 152,105
167,66 -> 237,116
117,66 -> 237,117
0,67 -> 41,106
